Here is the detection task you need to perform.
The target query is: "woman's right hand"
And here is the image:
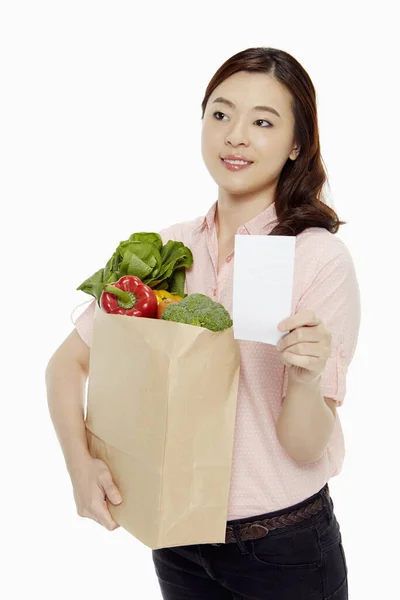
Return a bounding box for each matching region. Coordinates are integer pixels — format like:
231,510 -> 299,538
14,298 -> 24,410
70,456 -> 123,531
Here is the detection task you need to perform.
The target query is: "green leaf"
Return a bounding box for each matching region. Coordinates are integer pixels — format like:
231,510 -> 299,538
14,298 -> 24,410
76,231 -> 193,304
119,250 -> 154,279
103,251 -> 120,282
145,241 -> 193,284
118,241 -> 161,272
104,271 -> 120,285
117,240 -> 162,279
128,232 -> 163,254
76,268 -> 105,303
167,267 -> 186,297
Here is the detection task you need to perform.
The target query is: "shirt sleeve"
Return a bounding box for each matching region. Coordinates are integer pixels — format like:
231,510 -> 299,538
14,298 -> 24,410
71,225 -> 179,348
281,240 -> 361,407
71,299 -> 96,348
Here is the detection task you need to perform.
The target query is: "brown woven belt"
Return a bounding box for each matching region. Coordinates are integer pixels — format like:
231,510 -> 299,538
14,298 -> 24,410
223,489 -> 328,544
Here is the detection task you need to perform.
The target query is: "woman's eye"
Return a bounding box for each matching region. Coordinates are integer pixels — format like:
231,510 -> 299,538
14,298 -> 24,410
213,111 -> 227,121
255,119 -> 273,128
212,112 -> 272,127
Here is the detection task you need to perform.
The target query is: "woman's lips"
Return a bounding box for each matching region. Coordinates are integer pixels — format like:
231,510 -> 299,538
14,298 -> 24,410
220,158 -> 253,171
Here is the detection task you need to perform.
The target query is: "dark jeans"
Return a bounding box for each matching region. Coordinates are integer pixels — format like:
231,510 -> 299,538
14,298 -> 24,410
152,484 -> 348,599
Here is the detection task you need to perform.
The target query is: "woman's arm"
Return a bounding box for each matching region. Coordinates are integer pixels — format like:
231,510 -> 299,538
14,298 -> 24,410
277,375 -> 336,464
45,329 -> 92,476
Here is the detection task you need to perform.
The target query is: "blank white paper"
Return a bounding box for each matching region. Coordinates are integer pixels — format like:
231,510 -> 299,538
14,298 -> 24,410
232,234 -> 296,345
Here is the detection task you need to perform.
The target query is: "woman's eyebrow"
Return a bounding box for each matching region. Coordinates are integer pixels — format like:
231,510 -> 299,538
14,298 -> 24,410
212,96 -> 281,118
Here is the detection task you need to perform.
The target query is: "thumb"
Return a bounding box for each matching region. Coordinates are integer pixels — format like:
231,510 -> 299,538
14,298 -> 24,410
103,480 -> 123,505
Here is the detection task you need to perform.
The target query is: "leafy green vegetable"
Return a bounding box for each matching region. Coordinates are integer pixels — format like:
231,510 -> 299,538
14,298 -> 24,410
76,232 -> 193,304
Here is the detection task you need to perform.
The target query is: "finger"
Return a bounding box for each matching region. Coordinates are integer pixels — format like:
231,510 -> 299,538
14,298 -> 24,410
98,503 -> 120,530
281,352 -> 322,369
279,342 -> 322,358
278,310 -> 320,332
102,477 -> 123,505
85,507 -> 113,530
277,327 -> 320,351
107,488 -> 123,505
99,516 -> 120,531
103,516 -> 120,531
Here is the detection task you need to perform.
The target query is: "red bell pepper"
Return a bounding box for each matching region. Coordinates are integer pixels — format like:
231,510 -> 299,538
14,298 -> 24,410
100,275 -> 158,318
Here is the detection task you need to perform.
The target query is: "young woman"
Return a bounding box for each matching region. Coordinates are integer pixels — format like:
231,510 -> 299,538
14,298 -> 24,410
46,47 -> 360,599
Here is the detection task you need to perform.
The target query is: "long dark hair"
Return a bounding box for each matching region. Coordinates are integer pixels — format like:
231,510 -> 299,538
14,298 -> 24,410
200,47 -> 346,235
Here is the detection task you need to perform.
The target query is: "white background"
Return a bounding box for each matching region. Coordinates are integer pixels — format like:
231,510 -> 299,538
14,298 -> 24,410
1,1 -> 398,598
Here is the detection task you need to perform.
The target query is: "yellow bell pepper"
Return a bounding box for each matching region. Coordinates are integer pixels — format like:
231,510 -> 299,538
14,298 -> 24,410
154,289 -> 183,319
153,289 -> 183,304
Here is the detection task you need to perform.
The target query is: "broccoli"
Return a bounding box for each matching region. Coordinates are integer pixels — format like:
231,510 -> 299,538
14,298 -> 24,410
161,293 -> 233,332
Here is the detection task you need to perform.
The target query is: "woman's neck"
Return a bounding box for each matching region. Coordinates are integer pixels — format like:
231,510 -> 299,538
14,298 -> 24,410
215,196 -> 274,240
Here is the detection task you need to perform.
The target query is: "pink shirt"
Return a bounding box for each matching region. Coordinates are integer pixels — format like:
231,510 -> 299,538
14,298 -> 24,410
72,200 -> 361,519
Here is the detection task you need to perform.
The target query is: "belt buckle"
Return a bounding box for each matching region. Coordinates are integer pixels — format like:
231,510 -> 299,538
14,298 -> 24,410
243,522 -> 269,541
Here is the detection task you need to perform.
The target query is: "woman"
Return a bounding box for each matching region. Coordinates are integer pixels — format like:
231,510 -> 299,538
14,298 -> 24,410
47,47 -> 360,599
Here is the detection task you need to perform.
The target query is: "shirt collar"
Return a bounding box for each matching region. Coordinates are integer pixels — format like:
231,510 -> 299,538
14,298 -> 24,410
195,199 -> 279,236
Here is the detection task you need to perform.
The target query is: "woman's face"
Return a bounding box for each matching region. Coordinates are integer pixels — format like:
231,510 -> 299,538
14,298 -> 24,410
201,71 -> 300,197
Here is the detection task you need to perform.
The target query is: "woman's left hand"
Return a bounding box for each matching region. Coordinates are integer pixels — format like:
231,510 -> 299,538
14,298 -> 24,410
276,310 -> 332,385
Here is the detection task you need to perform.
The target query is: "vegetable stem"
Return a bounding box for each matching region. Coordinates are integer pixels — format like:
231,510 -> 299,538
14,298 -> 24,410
103,284 -> 136,309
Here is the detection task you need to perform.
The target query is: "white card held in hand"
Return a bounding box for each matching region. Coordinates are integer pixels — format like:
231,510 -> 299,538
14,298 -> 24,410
232,234 -> 296,345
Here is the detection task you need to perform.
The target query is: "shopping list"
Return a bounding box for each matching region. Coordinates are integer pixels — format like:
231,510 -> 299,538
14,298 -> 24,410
232,235 -> 296,345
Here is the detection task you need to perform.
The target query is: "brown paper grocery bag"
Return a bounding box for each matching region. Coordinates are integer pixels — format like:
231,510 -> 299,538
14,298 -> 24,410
85,302 -> 240,549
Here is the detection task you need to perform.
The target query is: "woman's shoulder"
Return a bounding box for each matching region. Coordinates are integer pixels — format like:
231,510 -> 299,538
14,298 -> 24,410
158,215 -> 205,246
296,226 -> 353,263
